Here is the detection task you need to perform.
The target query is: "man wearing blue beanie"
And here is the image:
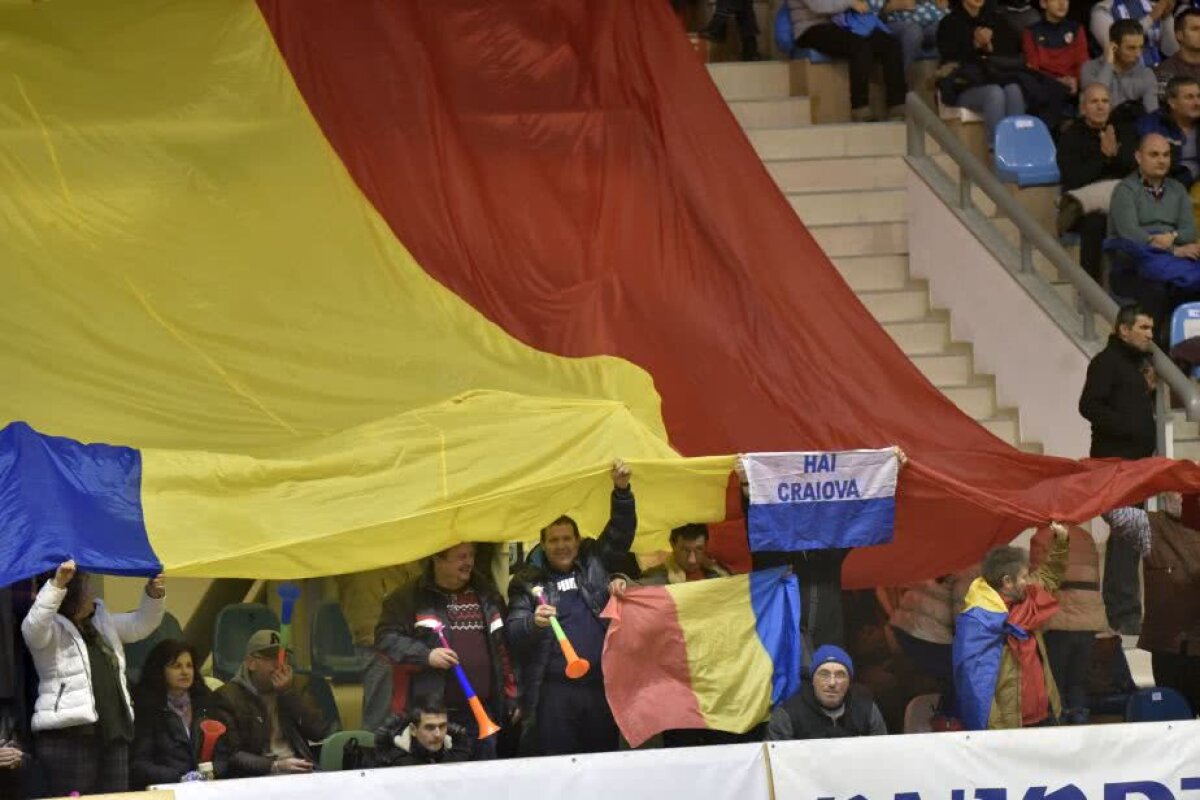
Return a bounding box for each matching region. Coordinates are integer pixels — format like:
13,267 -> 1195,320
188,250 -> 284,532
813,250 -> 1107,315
765,645 -> 888,739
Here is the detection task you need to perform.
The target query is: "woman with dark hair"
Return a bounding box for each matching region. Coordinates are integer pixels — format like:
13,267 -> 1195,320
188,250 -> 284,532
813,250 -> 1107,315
131,639 -> 212,787
21,560 -> 165,796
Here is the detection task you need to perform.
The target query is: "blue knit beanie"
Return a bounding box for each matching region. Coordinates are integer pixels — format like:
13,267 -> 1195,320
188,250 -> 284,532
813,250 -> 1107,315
810,644 -> 854,679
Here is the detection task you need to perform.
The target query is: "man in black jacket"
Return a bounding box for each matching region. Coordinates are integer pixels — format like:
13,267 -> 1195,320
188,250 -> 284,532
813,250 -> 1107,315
373,701 -> 471,767
506,459 -> 635,756
765,645 -> 887,740
1056,83 -> 1139,282
1078,304 -> 1157,634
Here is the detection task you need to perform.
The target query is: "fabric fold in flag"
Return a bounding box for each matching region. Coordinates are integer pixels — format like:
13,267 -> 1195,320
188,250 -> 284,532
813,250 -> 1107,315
744,449 -> 899,552
600,567 -> 800,748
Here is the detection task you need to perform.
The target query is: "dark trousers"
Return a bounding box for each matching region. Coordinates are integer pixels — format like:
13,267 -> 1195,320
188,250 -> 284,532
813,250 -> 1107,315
892,627 -> 957,716
35,729 -> 128,797
1102,534 -> 1143,635
712,0 -> 759,37
1150,651 -> 1200,717
1043,630 -> 1095,715
1109,262 -> 1200,347
450,706 -> 498,761
535,680 -> 619,756
662,728 -> 757,747
796,25 -> 907,109
1076,211 -> 1108,284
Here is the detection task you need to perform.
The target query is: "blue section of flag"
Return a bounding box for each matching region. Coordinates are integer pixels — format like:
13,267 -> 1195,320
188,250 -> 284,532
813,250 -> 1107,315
750,567 -> 802,705
0,422 -> 160,587
748,496 -> 896,552
952,604 -> 1009,730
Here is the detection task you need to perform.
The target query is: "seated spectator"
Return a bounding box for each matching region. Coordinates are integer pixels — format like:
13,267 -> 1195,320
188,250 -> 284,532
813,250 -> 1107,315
935,0 -> 1028,144
786,0 -> 908,122
639,524 -> 731,586
1029,524 -> 1106,725
507,459 -> 635,756
373,700 -> 470,767
953,524 -> 1068,730
765,645 -> 888,739
1023,0 -> 1089,103
876,0 -> 950,74
1056,84 -> 1139,282
208,629 -> 330,779
371,543 -> 517,759
21,561 -> 165,797
1158,8 -> 1200,89
698,0 -> 762,60
1138,75 -> 1200,187
995,0 -> 1041,42
130,639 -> 212,788
1082,20 -> 1161,117
1091,0 -> 1178,67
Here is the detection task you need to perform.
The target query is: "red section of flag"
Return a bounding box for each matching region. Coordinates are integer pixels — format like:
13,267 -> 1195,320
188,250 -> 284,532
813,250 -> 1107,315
256,1 -> 1200,586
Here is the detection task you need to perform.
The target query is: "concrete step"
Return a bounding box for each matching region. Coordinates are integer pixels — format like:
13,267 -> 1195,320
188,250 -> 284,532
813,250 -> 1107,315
944,382 -> 998,419
858,285 -> 930,324
787,188 -> 907,226
706,61 -> 792,101
1174,437 -> 1200,460
766,155 -> 908,193
1171,412 -> 1200,439
980,415 -> 1020,444
830,254 -> 909,292
882,317 -> 949,355
749,123 -> 909,160
911,348 -> 973,387
809,221 -> 906,257
729,97 -> 812,128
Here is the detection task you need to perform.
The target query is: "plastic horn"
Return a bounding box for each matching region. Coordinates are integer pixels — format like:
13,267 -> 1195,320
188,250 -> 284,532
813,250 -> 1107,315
532,585 -> 590,679
198,718 -> 227,763
431,622 -> 501,740
276,582 -> 302,668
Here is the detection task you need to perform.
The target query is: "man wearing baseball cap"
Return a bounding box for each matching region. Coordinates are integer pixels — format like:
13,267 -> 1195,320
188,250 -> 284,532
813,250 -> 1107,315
765,645 -> 888,739
208,629 -> 332,778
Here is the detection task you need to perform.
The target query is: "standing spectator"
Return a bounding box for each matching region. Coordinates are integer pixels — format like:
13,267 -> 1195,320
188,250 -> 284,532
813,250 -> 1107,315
1078,304 -> 1156,634
878,0 -> 950,74
698,0 -> 762,60
765,645 -> 888,739
1091,0 -> 1178,67
1139,76 -> 1200,187
373,700 -> 471,767
639,524 -> 731,586
1,584 -> 40,800
130,639 -> 212,787
507,459 -> 635,756
1158,8 -> 1200,88
1104,498 -> 1200,714
1023,0 -> 1090,103
1056,83 -> 1139,282
1082,20 -> 1161,116
21,561 -> 165,796
786,0 -> 908,121
1029,524 -> 1106,725
208,629 -> 331,778
935,0 -> 1028,144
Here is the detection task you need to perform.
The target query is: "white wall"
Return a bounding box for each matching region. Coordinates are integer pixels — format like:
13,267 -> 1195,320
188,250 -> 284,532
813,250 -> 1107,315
906,168 -> 1092,459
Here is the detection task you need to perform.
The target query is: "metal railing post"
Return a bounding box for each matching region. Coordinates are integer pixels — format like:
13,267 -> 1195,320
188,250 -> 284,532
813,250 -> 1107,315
958,174 -> 972,210
1019,234 -> 1032,273
907,114 -> 926,158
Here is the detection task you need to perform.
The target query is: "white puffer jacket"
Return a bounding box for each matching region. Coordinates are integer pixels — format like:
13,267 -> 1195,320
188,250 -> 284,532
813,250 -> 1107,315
20,581 -> 165,732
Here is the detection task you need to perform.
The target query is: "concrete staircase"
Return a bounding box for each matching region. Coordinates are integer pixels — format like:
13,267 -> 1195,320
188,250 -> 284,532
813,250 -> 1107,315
710,61 -> 1041,453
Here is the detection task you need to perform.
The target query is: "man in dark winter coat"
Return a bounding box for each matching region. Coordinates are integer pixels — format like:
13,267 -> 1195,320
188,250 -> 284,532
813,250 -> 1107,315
765,645 -> 887,739
373,700 -> 471,767
1079,304 -> 1156,634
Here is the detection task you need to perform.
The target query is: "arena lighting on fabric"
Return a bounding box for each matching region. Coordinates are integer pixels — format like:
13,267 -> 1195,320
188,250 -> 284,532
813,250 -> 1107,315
2,0 -> 1200,586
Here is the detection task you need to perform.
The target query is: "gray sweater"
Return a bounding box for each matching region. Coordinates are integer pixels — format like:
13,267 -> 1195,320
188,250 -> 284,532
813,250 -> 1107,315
1080,58 -> 1159,113
787,0 -> 857,40
1109,172 -> 1196,244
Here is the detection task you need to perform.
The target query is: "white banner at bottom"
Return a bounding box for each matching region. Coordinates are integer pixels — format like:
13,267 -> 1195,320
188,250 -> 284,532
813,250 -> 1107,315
769,721 -> 1200,800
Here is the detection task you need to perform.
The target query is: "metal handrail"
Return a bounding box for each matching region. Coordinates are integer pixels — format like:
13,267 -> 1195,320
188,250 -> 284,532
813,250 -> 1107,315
904,90 -> 1200,424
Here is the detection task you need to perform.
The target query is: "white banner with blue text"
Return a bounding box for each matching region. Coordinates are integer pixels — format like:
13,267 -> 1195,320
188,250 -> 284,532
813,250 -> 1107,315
744,448 -> 898,551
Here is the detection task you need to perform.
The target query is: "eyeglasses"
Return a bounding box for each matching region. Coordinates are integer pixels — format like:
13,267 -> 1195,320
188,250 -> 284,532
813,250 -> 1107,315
813,669 -> 850,684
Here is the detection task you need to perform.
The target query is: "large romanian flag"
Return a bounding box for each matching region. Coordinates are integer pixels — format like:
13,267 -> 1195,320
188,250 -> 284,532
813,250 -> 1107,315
3,0 -> 1200,586
601,568 -> 800,747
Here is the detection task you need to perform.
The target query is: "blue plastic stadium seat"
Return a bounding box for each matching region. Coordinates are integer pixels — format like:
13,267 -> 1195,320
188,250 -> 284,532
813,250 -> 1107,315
123,611 -> 184,688
213,602 -> 280,681
795,48 -> 836,63
1170,302 -> 1200,378
311,601 -> 373,684
1125,687 -> 1195,722
774,3 -> 796,58
993,115 -> 1060,187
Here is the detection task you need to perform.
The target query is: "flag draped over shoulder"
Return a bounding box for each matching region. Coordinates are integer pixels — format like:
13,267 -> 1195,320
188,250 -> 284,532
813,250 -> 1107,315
600,568 -> 800,748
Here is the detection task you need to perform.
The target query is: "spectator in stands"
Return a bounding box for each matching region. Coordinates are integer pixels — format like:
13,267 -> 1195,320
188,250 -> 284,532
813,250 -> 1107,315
372,543 -> 516,759
935,0 -> 1028,144
953,524 -> 1069,730
1105,497 -> 1200,714
1082,20 -> 1161,116
373,699 -> 471,767
765,645 -> 888,738
877,0 -> 950,74
21,560 -> 165,796
698,0 -> 762,60
1091,0 -> 1178,68
785,0 -> 908,122
640,524 -> 731,586
506,459 -> 635,756
130,639 -> 212,787
1056,83 -> 1139,282
995,0 -> 1040,42
1138,76 -> 1200,187
1158,8 -> 1200,88
208,629 -> 330,779
1,584 -> 40,800
1022,0 -> 1090,103
1029,524 -> 1106,724
887,568 -> 977,717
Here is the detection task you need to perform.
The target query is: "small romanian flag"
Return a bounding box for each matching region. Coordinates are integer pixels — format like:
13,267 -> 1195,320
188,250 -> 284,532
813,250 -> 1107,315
601,568 -> 801,747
